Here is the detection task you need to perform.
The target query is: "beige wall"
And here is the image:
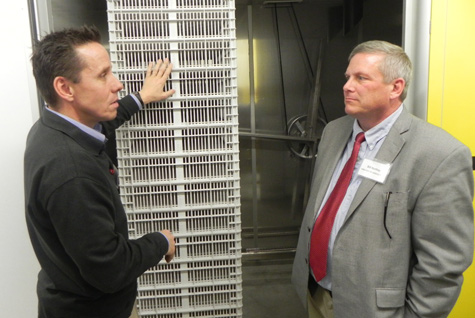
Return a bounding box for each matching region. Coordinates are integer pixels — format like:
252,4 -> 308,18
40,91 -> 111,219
0,1 -> 41,317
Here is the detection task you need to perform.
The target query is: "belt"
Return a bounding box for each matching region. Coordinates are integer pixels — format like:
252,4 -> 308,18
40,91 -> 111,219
308,275 -> 332,298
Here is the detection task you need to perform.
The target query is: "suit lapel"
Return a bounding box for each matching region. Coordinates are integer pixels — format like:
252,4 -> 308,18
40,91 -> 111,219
344,109 -> 413,222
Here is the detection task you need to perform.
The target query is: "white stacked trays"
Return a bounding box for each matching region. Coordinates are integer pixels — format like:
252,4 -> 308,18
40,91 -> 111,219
107,1 -> 242,317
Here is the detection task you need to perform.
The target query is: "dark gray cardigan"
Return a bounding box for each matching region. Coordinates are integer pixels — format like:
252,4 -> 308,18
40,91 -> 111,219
24,95 -> 169,318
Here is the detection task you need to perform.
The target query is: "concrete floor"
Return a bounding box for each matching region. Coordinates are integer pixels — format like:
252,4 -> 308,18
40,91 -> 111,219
242,260 -> 307,318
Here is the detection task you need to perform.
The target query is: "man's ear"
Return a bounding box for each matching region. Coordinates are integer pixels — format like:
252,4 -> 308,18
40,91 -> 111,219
390,78 -> 405,100
53,76 -> 74,103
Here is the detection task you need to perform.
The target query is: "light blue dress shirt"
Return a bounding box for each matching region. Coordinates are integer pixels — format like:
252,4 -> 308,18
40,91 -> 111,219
45,107 -> 107,142
316,105 -> 404,290
44,94 -> 142,142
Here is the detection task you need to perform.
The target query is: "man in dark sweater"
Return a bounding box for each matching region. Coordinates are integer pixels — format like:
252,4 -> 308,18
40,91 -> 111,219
24,26 -> 176,318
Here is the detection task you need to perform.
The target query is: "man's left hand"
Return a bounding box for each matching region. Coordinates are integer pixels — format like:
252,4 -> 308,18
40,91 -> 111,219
139,59 -> 175,104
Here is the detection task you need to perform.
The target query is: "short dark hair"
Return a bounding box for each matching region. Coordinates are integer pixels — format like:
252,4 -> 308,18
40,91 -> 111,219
31,25 -> 102,107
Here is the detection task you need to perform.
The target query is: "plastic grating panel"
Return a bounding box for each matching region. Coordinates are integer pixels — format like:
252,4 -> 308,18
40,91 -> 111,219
136,284 -> 243,317
107,0 -> 241,317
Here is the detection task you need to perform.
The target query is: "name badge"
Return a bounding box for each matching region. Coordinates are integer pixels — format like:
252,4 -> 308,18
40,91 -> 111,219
357,158 -> 392,183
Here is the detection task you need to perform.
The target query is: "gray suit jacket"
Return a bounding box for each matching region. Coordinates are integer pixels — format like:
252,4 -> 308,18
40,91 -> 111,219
292,108 -> 474,318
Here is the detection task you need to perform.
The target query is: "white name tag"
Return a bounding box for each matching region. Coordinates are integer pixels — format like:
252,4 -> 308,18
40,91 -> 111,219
357,158 -> 392,183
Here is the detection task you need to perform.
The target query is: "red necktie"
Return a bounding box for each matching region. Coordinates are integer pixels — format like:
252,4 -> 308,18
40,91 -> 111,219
309,132 -> 365,281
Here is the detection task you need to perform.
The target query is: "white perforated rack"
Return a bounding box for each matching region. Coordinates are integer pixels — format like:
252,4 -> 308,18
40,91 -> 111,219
107,1 -> 242,317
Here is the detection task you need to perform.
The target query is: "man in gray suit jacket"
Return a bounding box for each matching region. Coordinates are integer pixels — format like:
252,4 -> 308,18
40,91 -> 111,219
292,40 -> 474,318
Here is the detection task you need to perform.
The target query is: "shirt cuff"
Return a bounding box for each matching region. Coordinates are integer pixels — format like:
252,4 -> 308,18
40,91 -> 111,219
130,93 -> 143,110
158,232 -> 170,250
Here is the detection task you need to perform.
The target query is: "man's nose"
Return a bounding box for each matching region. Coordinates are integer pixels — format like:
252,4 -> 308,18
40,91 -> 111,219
343,78 -> 353,91
112,75 -> 123,92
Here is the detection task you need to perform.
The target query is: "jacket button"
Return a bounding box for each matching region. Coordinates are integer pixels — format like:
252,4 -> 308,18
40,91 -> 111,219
305,258 -> 308,264
307,227 -> 311,232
